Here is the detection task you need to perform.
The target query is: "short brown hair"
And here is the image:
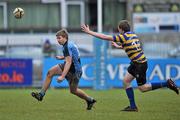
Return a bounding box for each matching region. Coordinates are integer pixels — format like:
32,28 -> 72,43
118,20 -> 130,32
56,29 -> 68,39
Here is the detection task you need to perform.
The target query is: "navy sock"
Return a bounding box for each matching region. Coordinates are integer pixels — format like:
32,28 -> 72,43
151,82 -> 167,90
126,87 -> 136,108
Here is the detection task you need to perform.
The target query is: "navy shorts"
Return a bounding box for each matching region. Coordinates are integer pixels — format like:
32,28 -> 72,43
127,61 -> 148,86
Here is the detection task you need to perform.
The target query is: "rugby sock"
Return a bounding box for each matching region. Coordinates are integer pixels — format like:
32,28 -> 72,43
87,96 -> 94,102
39,89 -> 45,97
151,82 -> 167,90
126,87 -> 136,108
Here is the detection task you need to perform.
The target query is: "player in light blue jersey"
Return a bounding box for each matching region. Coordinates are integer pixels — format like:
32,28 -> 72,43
31,29 -> 96,110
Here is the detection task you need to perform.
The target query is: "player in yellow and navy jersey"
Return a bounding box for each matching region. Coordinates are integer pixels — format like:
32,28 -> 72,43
112,31 -> 146,63
81,20 -> 179,112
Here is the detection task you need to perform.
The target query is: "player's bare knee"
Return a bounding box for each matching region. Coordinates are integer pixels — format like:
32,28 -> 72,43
123,79 -> 130,88
46,70 -> 53,78
124,78 -> 131,84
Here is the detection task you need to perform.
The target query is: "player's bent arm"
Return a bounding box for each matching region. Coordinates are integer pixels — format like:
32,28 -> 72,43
112,42 -> 123,49
61,56 -> 72,78
56,56 -> 65,60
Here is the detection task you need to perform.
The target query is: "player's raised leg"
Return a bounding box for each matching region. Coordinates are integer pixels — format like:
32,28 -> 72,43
138,78 -> 179,94
31,64 -> 62,101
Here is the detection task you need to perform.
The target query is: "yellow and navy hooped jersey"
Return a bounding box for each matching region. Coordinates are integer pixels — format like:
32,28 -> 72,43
113,31 -> 147,63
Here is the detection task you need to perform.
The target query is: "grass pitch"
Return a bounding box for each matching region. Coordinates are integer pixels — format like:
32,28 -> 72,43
0,88 -> 180,120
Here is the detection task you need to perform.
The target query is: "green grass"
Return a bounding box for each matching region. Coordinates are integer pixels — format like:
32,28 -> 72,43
0,89 -> 180,120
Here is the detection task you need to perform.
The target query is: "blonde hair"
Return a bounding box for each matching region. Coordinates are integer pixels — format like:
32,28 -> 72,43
56,29 -> 68,39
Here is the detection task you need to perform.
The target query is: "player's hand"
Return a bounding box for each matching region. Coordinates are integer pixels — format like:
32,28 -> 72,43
81,24 -> 90,33
111,42 -> 123,49
56,56 -> 64,60
57,76 -> 65,83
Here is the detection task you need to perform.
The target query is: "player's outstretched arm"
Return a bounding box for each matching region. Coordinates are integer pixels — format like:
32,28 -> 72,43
111,42 -> 123,49
81,24 -> 113,41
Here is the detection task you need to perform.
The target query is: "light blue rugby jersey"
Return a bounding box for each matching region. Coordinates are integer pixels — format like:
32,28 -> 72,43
62,40 -> 82,73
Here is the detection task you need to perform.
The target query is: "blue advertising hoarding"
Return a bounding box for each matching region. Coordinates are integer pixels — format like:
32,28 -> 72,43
0,58 -> 32,86
43,58 -> 180,88
107,58 -> 180,87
